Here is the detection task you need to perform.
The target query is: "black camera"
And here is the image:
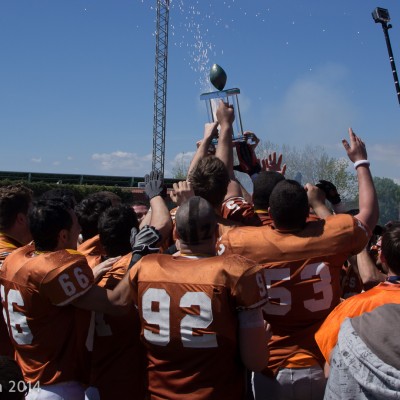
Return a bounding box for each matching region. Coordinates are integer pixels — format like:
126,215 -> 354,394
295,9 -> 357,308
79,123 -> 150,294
372,7 -> 391,24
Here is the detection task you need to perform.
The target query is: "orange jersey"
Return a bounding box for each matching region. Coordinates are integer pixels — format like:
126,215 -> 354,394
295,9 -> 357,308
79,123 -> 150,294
218,214 -> 370,374
315,282 -> 400,364
130,253 -> 268,400
0,245 -> 94,385
91,253 -> 146,400
77,234 -> 105,268
340,262 -> 363,299
0,233 -> 24,357
221,196 -> 260,226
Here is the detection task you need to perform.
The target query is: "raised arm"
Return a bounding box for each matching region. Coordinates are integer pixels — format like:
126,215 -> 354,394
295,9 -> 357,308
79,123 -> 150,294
144,171 -> 172,242
187,122 -> 219,177
342,128 -> 379,232
305,183 -> 332,219
215,100 -> 235,178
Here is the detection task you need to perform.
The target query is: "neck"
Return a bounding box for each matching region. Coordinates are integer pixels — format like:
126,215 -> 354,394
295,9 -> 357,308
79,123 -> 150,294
178,241 -> 216,257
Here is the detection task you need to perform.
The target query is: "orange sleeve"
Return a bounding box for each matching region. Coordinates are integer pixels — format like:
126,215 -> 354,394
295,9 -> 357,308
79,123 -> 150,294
41,255 -> 94,306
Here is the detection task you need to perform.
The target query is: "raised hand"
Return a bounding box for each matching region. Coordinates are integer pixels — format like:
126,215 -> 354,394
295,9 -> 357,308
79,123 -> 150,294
261,152 -> 287,175
342,128 -> 368,163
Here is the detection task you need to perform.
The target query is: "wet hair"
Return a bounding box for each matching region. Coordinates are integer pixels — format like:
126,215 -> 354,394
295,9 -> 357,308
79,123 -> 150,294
253,171 -> 285,210
0,185 -> 33,230
175,196 -> 216,245
269,179 -> 309,230
75,194 -> 113,241
381,222 -> 400,275
188,156 -> 230,208
98,204 -> 139,257
0,356 -> 28,399
29,199 -> 73,251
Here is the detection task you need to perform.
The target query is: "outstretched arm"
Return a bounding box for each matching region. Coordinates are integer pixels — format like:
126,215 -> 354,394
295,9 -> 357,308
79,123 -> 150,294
187,122 -> 219,177
342,128 -> 379,232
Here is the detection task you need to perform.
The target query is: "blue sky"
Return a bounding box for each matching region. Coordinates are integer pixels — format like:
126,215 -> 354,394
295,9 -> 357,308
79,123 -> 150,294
1,0 -> 399,182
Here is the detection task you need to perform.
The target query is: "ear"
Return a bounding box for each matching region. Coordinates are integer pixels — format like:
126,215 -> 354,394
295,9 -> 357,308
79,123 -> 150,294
379,252 -> 387,267
57,228 -> 69,247
16,212 -> 27,226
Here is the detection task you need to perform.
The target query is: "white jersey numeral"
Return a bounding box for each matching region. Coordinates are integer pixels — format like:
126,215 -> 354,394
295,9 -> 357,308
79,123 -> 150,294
58,267 -> 90,297
142,289 -> 217,348
0,285 -> 33,345
261,262 -> 333,316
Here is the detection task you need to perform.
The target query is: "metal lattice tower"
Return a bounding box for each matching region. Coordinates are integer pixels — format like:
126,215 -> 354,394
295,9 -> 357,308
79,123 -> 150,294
152,0 -> 170,177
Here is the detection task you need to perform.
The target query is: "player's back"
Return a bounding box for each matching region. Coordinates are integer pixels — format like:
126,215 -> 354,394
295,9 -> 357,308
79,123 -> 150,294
0,232 -> 22,356
130,252 -> 266,400
90,253 -> 146,399
218,214 -> 369,373
0,245 -> 93,385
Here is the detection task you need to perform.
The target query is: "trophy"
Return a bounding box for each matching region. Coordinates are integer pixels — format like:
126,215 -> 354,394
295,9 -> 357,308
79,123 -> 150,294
200,64 -> 247,143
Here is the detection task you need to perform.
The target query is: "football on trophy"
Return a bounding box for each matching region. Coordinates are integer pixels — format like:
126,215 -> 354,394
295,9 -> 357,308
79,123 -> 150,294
210,64 -> 227,91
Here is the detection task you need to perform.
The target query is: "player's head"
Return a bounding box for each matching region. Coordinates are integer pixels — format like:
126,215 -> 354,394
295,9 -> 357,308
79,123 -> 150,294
75,194 -> 113,242
0,184 -> 33,244
94,191 -> 121,206
188,156 -> 230,209
29,198 -> 80,251
252,171 -> 285,210
131,201 -> 149,224
175,196 -> 217,246
381,222 -> 400,275
98,204 -> 139,257
269,179 -> 309,230
40,188 -> 77,208
0,356 -> 28,399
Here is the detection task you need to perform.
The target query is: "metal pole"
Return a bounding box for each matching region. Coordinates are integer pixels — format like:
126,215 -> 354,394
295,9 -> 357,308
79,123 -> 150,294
152,0 -> 170,178
380,22 -> 400,105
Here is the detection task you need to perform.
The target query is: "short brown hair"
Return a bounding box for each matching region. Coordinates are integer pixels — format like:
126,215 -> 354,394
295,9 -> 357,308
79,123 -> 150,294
188,156 -> 230,208
381,222 -> 400,274
0,185 -> 33,230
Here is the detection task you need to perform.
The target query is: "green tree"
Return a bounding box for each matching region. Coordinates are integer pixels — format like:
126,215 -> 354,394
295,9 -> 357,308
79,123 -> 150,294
171,153 -> 191,180
373,177 -> 400,225
255,141 -> 357,200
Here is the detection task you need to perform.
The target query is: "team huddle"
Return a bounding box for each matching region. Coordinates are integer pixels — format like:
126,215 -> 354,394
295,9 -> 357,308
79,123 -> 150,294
0,101 -> 399,400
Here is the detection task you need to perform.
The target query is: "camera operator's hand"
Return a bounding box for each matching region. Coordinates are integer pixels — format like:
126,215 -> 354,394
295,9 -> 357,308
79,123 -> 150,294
316,180 -> 341,205
243,131 -> 260,150
234,141 -> 261,176
144,171 -> 165,200
342,128 -> 368,163
304,183 -> 332,219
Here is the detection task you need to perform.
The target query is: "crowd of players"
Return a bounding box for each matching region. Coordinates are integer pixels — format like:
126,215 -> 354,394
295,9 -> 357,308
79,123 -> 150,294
0,100 -> 399,399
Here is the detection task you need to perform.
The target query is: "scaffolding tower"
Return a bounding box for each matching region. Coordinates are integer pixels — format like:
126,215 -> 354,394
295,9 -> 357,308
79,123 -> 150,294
152,0 -> 170,177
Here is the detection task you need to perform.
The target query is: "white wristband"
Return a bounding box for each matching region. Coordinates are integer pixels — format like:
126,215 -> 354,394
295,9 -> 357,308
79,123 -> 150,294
354,159 -> 370,169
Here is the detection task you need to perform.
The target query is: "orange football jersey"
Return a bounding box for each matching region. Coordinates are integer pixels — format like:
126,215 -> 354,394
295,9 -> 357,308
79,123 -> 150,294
77,234 -> 105,269
0,245 -> 94,385
130,253 -> 268,400
90,253 -> 146,400
315,282 -> 400,364
0,232 -> 24,357
218,214 -> 370,375
221,196 -> 260,226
